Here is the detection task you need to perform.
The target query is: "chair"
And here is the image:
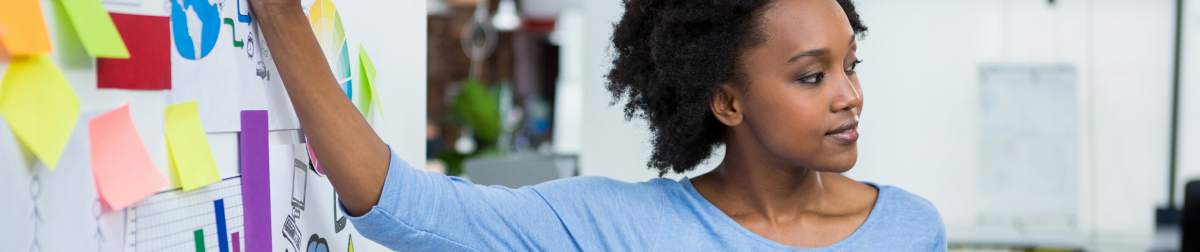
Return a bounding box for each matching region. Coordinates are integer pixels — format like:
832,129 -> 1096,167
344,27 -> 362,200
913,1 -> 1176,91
463,154 -> 577,189
1182,181 -> 1200,251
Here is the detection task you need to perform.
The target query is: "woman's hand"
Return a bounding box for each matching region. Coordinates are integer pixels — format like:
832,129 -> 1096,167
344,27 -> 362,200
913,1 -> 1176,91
249,0 -> 392,217
247,0 -> 301,17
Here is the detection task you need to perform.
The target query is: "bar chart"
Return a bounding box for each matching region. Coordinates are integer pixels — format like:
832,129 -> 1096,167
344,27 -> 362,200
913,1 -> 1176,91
125,177 -> 245,252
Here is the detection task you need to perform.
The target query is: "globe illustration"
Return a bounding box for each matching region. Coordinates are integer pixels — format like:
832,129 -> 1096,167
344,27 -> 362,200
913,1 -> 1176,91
171,0 -> 221,60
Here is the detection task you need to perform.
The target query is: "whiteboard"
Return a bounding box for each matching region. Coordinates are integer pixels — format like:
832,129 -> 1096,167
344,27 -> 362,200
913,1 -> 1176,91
0,0 -> 425,250
977,65 -> 1077,226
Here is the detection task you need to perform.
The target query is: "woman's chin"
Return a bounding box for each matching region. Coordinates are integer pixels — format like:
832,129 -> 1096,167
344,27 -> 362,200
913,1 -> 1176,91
813,165 -> 855,174
808,152 -> 857,173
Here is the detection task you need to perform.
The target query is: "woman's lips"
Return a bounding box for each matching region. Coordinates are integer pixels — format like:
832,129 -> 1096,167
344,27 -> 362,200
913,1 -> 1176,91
825,119 -> 859,143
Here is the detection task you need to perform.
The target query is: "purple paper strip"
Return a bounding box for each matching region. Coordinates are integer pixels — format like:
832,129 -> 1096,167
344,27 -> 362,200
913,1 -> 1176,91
239,110 -> 270,252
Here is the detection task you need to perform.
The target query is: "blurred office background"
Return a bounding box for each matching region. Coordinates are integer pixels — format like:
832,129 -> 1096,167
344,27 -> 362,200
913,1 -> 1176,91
421,0 -> 1200,251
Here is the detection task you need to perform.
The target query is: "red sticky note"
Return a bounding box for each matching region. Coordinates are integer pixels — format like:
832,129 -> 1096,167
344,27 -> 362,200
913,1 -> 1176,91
97,14 -> 170,90
90,104 -> 170,210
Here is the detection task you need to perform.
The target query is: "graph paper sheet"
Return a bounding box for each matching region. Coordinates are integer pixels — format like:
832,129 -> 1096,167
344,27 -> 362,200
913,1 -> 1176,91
124,177 -> 245,252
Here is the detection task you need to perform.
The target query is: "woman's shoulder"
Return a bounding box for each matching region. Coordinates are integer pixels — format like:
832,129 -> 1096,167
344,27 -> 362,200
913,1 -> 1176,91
526,176 -> 674,239
533,176 -> 671,193
872,184 -> 941,220
529,176 -> 675,206
861,183 -> 945,237
825,183 -> 947,250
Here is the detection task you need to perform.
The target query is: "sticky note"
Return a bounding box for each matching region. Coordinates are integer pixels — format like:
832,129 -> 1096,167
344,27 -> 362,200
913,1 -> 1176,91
89,104 -> 169,210
60,0 -> 130,58
358,45 -> 383,120
239,110 -> 271,252
165,101 -> 220,191
167,142 -> 182,188
355,63 -> 372,116
0,0 -> 53,55
0,55 -> 80,170
98,13 -> 170,90
306,142 -> 324,174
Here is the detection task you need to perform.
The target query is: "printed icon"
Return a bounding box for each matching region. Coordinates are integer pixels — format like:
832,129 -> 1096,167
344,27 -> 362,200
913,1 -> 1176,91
282,158 -> 309,252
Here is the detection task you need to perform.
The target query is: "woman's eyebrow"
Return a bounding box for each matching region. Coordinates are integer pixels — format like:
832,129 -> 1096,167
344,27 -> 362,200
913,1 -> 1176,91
786,48 -> 830,64
785,36 -> 857,64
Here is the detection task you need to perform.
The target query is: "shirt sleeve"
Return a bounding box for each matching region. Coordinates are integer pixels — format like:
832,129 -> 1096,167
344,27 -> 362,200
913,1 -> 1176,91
340,147 -> 578,252
931,219 -> 947,251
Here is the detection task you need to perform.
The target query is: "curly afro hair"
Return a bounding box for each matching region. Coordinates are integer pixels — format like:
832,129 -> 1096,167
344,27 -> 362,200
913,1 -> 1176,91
606,0 -> 868,176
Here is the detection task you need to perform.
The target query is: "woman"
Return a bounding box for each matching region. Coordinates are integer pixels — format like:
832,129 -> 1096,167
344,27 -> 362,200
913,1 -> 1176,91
249,0 -> 946,250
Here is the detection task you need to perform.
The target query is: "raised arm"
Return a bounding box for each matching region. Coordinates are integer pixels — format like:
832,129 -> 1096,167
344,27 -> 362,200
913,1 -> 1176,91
248,0 -> 389,216
245,3 -> 634,251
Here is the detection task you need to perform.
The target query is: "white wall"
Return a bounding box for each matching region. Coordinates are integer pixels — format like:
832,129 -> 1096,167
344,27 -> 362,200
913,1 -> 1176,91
847,0 -> 1001,239
337,0 -> 428,170
572,0 -> 1174,249
340,2 -> 427,250
1088,1 -> 1175,248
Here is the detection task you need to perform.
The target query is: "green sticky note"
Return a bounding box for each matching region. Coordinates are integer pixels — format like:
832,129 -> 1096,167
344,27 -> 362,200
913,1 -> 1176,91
0,55 -> 81,170
164,101 -> 220,191
355,55 -> 371,117
358,45 -> 382,121
60,0 -> 130,58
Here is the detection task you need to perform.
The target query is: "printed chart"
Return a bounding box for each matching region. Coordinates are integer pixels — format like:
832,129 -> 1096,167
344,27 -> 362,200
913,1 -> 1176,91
125,177 -> 246,252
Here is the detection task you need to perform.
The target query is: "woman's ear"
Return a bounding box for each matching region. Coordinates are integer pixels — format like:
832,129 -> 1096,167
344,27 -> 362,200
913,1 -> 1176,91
711,84 -> 744,126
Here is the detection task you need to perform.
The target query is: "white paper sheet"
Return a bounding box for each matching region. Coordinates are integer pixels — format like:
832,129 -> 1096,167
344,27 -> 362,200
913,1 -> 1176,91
123,177 -> 246,252
270,144 -> 374,252
978,65 -> 1078,226
102,0 -> 143,6
0,111 -> 127,252
167,0 -> 300,133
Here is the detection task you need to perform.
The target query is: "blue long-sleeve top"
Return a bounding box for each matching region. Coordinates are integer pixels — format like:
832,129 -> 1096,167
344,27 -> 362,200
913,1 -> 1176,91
341,148 -> 947,251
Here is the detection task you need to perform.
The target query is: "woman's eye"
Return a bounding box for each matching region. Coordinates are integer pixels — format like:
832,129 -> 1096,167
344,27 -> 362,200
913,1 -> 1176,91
798,72 -> 824,84
845,59 -> 863,73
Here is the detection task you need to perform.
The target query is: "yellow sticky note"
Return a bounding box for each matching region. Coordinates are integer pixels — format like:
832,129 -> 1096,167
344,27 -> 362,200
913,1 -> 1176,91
60,0 -> 130,58
166,142 -> 182,189
0,55 -> 81,170
0,0 -> 54,55
164,101 -> 220,191
358,45 -> 383,120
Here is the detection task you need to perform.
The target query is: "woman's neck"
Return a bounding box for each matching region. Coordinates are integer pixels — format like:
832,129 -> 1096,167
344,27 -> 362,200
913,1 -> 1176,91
689,126 -> 878,247
692,135 -> 839,223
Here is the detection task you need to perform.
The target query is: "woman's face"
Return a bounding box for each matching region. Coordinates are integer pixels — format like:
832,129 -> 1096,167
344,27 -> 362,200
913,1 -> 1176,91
735,0 -> 863,173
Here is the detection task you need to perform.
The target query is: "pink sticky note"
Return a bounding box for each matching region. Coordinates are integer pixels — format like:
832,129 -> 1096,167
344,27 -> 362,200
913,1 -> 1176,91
307,142 -> 324,175
90,104 -> 169,210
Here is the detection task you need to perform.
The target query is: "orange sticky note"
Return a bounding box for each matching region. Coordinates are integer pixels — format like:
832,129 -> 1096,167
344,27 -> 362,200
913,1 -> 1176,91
0,0 -> 53,55
89,105 -> 169,210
